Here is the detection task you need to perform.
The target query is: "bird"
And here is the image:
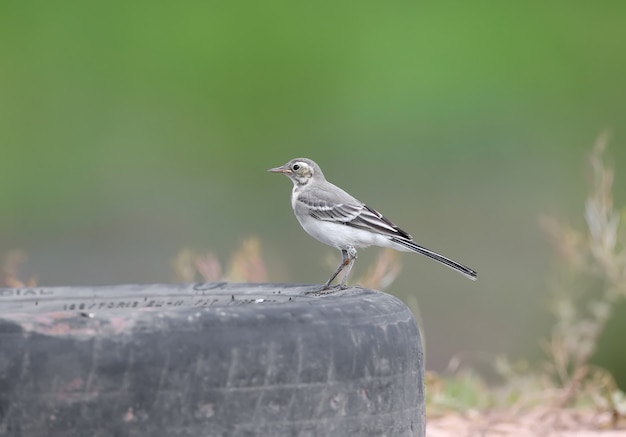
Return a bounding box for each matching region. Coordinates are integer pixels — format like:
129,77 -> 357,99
268,158 -> 477,290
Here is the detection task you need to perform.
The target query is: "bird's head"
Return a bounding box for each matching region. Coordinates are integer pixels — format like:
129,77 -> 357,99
268,158 -> 324,186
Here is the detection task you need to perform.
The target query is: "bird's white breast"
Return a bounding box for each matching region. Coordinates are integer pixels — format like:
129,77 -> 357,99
291,187 -> 393,250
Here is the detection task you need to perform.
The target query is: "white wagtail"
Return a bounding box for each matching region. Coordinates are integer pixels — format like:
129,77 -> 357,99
269,158 -> 478,290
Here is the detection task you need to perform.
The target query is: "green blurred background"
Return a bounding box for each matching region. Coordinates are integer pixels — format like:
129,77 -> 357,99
1,2 -> 625,378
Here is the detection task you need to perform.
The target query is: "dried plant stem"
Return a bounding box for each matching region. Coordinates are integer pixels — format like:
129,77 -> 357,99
545,133 -> 626,411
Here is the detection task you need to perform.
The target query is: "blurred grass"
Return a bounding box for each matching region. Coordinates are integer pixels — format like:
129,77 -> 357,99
427,137 -> 626,432
1,1 -> 626,379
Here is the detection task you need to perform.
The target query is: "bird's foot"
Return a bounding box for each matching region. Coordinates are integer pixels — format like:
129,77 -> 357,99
305,283 -> 343,295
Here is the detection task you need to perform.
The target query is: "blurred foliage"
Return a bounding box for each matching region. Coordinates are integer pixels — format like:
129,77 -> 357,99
427,137 -> 626,431
542,135 -> 626,407
1,1 -> 626,377
173,238 -> 401,292
173,237 -> 267,283
0,250 -> 37,288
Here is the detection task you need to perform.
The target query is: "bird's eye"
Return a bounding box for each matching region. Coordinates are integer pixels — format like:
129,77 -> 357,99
292,164 -> 300,171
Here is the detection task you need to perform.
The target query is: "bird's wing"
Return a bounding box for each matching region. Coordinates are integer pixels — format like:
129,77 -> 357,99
354,204 -> 412,240
297,192 -> 363,222
297,191 -> 412,240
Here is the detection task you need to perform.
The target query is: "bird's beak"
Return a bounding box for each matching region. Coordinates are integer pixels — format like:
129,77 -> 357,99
268,165 -> 291,174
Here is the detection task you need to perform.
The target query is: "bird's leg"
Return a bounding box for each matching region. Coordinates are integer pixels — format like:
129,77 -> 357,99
338,246 -> 358,289
320,249 -> 349,291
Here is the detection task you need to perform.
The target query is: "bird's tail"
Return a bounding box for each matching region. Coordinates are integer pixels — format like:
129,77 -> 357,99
391,238 -> 478,281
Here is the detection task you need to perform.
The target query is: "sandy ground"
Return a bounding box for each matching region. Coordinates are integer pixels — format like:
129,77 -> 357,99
426,408 -> 626,437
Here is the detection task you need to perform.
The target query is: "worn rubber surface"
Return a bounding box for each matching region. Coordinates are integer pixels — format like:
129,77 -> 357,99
0,283 -> 425,436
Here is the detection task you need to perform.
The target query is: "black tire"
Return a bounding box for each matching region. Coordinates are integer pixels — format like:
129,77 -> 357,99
0,283 -> 425,437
